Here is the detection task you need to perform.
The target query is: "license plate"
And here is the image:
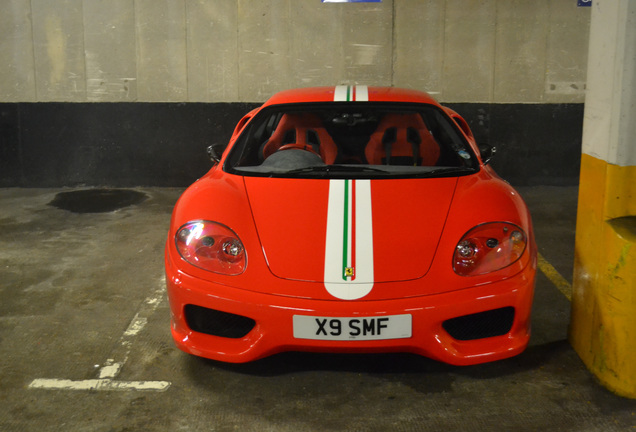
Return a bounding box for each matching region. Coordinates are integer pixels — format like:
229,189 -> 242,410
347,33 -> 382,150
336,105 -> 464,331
293,314 -> 412,341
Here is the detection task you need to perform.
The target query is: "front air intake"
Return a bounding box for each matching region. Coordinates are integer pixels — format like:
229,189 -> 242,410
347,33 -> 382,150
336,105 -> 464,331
442,307 -> 515,341
185,305 -> 256,339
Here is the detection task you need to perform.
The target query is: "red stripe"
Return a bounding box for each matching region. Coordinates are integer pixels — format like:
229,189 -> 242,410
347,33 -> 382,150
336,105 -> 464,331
350,180 -> 356,281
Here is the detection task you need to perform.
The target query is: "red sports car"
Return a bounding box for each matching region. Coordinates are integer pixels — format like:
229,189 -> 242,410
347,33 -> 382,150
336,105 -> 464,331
165,86 -> 536,365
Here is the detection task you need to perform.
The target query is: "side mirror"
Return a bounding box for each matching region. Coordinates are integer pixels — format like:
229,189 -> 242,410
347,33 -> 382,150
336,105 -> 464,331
478,143 -> 496,165
206,144 -> 226,164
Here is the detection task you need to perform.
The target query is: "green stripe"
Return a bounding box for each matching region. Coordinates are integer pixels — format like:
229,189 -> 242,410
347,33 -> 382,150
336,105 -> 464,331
342,179 -> 350,280
346,85 -> 352,102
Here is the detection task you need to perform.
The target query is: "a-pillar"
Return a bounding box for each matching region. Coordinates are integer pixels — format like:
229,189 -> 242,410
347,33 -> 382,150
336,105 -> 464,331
570,0 -> 636,398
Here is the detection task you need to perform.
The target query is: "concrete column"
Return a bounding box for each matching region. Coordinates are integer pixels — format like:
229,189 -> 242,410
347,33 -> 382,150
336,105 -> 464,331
570,0 -> 636,398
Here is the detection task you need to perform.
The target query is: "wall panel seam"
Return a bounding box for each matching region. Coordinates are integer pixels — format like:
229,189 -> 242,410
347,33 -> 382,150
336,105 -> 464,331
28,0 -> 38,101
80,0 -> 87,101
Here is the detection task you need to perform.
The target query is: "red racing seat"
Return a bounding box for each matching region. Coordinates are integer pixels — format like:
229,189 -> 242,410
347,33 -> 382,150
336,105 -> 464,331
365,113 -> 440,166
262,113 -> 338,164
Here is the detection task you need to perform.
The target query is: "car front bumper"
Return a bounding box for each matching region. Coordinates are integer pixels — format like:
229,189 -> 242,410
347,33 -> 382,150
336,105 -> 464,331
165,254 -> 535,365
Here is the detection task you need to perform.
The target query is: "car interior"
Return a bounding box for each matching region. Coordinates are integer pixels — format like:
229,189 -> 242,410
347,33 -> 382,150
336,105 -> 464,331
228,104 -> 477,176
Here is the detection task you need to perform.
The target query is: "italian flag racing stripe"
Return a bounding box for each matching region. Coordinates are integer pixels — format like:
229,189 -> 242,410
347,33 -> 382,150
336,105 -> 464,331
334,85 -> 369,102
342,179 -> 355,281
324,179 -> 374,300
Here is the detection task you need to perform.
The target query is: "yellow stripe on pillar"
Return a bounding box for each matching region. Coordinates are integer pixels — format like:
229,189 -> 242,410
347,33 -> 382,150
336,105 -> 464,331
570,153 -> 636,398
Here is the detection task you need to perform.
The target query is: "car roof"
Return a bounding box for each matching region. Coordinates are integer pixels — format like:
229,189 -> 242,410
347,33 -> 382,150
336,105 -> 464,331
261,86 -> 442,107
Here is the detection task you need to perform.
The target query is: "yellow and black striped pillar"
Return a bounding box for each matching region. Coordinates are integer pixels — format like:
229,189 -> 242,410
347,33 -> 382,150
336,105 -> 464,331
570,0 -> 636,398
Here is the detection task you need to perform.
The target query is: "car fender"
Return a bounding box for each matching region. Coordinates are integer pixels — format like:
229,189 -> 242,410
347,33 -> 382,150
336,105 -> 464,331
428,170 -> 536,286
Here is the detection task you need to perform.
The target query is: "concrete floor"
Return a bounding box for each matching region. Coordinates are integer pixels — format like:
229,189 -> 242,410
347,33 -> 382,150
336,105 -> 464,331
0,186 -> 634,431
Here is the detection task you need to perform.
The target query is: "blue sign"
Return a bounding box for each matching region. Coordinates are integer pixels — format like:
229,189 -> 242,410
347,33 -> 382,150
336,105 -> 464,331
577,0 -> 591,6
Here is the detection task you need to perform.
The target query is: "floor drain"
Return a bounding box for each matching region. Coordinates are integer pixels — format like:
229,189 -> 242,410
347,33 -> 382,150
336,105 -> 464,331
49,189 -> 148,213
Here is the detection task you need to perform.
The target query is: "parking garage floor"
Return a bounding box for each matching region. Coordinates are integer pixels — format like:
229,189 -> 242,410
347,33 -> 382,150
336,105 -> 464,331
1,186 -> 634,431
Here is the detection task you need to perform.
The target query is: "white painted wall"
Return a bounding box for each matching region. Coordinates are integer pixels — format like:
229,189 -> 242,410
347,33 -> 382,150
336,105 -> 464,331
0,0 -> 591,103
581,0 -> 636,166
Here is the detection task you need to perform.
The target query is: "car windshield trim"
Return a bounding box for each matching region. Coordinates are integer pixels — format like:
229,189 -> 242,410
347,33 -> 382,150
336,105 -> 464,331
224,102 -> 479,179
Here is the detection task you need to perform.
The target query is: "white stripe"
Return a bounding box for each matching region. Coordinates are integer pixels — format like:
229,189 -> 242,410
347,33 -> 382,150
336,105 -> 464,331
123,315 -> 148,337
324,180 -> 345,284
97,362 -> 123,379
355,85 -> 369,101
334,85 -> 349,101
324,179 -> 374,300
354,180 -> 374,285
96,285 -> 164,379
28,278 -> 171,391
28,378 -> 170,392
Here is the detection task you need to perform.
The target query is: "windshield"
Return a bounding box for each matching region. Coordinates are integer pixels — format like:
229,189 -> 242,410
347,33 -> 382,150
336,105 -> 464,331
225,103 -> 478,179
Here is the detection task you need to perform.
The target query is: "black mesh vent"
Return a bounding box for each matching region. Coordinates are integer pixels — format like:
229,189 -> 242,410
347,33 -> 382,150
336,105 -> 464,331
442,307 -> 515,341
185,305 -> 256,339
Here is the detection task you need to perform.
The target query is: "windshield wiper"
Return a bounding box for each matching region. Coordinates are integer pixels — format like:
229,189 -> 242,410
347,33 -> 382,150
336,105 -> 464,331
420,166 -> 476,176
284,165 -> 390,175
273,165 -> 476,178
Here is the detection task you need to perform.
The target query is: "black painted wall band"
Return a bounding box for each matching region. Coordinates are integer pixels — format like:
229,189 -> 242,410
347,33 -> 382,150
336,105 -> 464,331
0,102 -> 582,187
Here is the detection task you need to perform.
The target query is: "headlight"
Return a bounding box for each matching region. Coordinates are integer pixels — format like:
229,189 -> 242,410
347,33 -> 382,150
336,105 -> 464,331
453,222 -> 527,276
175,221 -> 246,275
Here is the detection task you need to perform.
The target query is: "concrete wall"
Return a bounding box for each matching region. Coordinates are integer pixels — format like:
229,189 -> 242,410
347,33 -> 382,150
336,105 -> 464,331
0,0 -> 591,187
1,0 -> 590,103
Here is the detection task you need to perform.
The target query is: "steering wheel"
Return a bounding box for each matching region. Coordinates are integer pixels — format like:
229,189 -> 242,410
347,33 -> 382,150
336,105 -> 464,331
276,143 -> 320,155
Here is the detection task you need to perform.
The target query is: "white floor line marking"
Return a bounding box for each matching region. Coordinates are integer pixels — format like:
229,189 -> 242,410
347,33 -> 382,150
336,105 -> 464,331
28,277 -> 172,392
28,378 -> 170,392
97,362 -> 123,379
124,316 -> 148,337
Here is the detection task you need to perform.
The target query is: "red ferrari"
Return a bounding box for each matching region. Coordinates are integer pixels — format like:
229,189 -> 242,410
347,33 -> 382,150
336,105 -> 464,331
165,86 -> 536,365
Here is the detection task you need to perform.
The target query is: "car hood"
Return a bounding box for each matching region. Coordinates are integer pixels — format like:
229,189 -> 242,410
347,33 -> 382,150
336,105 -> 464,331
244,177 -> 457,296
